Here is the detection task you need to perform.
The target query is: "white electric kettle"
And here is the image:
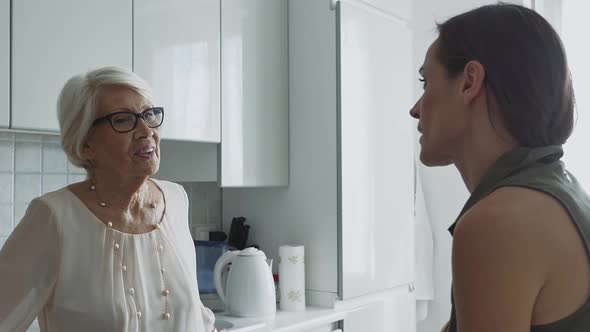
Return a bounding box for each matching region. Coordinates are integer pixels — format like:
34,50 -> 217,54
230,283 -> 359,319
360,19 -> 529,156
214,247 -> 276,317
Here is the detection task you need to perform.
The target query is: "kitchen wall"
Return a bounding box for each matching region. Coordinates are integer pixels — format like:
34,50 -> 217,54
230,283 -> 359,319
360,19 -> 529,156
0,132 -> 87,250
178,181 -> 222,238
0,132 -> 222,249
411,1 -> 525,331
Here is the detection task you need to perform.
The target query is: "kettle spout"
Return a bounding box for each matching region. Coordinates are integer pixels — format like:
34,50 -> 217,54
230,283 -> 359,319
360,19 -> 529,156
266,258 -> 273,271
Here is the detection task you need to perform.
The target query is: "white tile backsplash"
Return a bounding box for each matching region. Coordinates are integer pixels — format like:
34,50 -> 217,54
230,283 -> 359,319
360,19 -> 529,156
191,201 -> 208,225
179,182 -> 222,238
202,182 -> 221,201
0,173 -> 13,204
42,174 -> 68,194
15,142 -> 42,173
67,160 -> 86,175
208,200 -> 221,224
15,174 -> 41,204
0,139 -> 13,172
14,203 -> 29,226
67,174 -> 87,184
0,133 -> 90,234
43,143 -> 68,173
0,204 -> 12,236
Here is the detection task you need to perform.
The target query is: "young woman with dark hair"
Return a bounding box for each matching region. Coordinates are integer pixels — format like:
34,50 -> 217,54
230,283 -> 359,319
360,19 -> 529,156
410,4 -> 590,332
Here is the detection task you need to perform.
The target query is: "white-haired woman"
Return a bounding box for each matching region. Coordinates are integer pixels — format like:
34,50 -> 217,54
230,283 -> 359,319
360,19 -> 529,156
0,66 -> 216,332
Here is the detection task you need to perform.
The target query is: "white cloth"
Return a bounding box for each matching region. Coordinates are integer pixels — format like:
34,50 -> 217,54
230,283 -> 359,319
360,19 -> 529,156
0,179 -> 215,332
414,166 -> 435,321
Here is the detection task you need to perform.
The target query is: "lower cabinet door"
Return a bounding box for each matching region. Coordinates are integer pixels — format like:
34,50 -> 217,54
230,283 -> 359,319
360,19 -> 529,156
343,286 -> 416,332
305,324 -> 340,332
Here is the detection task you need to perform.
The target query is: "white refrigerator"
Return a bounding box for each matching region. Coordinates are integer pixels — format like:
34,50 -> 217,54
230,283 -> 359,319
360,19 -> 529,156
222,0 -> 416,330
336,0 -> 415,330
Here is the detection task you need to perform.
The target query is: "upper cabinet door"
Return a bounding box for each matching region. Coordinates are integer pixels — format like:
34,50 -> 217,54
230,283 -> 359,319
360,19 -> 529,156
134,0 -> 220,142
11,0 -> 132,132
0,0 -> 8,128
355,0 -> 412,20
339,1 -> 415,299
220,0 -> 289,187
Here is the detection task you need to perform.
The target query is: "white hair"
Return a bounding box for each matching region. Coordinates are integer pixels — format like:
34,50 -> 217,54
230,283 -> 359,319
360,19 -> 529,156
57,66 -> 154,171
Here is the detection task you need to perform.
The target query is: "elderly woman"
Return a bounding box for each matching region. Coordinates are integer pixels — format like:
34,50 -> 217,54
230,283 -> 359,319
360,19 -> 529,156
0,66 -> 216,331
411,4 -> 590,332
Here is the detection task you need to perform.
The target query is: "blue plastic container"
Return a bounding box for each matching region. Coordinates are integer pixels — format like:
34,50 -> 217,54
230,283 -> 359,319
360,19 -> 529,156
195,240 -> 229,294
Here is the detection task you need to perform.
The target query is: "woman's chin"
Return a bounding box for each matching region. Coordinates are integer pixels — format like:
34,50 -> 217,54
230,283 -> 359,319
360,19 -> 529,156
132,162 -> 160,178
419,149 -> 452,167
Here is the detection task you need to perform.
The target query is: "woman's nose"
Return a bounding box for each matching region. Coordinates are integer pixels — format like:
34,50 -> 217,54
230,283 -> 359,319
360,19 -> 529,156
134,118 -> 154,138
409,99 -> 421,119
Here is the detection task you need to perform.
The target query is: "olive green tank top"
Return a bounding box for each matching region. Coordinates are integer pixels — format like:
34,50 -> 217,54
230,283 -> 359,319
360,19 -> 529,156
447,145 -> 590,332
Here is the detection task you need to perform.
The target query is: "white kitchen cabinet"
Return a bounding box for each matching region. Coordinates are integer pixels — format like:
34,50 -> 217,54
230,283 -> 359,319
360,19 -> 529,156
155,140 -> 218,182
222,0 -> 415,307
0,0 -> 8,128
305,324 -> 340,332
342,286 -> 415,332
134,0 -> 220,142
359,0 -> 413,20
222,0 -> 339,292
339,0 -> 414,299
11,0 -> 132,132
220,0 -> 289,187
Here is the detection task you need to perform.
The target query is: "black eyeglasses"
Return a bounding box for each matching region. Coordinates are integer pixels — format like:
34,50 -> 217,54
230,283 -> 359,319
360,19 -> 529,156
92,107 -> 164,133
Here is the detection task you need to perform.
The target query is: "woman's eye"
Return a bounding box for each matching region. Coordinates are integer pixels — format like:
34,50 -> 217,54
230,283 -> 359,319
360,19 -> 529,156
419,78 -> 427,89
113,117 -> 133,125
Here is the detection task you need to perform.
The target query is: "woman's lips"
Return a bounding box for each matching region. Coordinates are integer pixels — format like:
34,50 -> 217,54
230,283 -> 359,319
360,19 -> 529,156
135,146 -> 156,159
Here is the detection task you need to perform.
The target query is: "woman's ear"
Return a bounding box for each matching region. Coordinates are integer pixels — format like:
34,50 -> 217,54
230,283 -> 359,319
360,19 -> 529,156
81,138 -> 95,161
460,60 -> 486,105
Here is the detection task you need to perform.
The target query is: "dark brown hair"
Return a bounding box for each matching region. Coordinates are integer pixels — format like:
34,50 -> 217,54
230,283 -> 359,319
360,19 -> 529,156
436,3 -> 575,147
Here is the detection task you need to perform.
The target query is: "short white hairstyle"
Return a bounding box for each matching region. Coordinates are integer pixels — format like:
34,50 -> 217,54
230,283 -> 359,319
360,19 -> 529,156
57,66 -> 154,170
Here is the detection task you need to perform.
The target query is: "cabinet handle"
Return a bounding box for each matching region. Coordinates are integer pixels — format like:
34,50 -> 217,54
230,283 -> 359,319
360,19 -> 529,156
330,0 -> 338,10
408,283 -> 415,292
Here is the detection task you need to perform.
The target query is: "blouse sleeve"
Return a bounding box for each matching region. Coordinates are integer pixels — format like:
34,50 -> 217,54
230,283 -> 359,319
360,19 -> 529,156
0,198 -> 61,331
200,302 -> 216,332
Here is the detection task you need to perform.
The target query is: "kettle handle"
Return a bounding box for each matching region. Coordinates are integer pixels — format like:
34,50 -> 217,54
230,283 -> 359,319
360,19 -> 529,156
213,250 -> 239,305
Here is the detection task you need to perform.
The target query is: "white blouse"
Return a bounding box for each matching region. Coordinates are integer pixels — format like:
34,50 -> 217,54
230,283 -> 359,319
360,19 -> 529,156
0,179 -> 216,332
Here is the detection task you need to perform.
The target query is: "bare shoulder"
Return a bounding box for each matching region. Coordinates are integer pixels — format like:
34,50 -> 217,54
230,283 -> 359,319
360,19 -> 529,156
451,186 -> 569,331
453,186 -> 590,328
453,185 -> 571,275
455,186 -> 569,244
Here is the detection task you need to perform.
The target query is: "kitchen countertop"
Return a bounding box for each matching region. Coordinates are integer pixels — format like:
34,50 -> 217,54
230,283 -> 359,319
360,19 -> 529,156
215,306 -> 348,332
213,285 -> 411,331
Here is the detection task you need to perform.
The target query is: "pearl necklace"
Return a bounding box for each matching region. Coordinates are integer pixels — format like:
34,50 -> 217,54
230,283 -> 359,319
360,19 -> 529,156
90,181 -> 159,231
90,180 -> 172,322
90,182 -> 157,210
